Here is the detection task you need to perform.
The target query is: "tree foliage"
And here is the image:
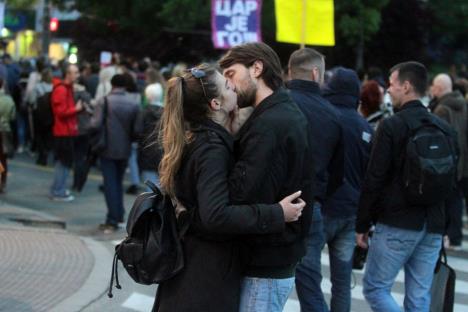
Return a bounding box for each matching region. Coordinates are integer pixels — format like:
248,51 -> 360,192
335,0 -> 389,46
428,0 -> 468,40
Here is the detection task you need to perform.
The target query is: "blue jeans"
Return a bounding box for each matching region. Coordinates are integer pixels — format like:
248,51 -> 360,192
322,215 -> 356,312
363,223 -> 442,312
16,111 -> 27,147
239,277 -> 295,312
141,170 -> 160,192
295,203 -> 327,312
101,157 -> 127,225
128,143 -> 140,185
50,161 -> 70,197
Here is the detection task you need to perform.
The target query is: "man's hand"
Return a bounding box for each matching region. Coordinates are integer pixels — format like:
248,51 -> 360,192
279,191 -> 306,222
356,232 -> 369,249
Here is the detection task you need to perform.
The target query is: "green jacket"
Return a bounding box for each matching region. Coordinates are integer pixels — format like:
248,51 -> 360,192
0,92 -> 16,132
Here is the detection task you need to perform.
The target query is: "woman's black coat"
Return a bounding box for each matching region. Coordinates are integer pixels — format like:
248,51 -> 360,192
154,120 -> 285,312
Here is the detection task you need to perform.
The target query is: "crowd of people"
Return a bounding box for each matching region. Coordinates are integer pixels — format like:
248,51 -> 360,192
0,43 -> 467,311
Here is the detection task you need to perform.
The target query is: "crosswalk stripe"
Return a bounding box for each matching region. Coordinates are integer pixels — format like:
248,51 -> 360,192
284,298 -> 300,312
121,292 -> 154,312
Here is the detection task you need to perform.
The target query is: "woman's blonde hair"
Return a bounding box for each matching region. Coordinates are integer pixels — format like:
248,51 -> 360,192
158,63 -> 221,196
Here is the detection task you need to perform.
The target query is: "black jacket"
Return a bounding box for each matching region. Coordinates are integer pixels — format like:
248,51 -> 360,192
137,104 -> 163,171
157,120 -> 285,312
323,90 -> 373,218
286,80 -> 344,204
176,120 -> 285,237
356,100 -> 455,234
229,88 -> 314,277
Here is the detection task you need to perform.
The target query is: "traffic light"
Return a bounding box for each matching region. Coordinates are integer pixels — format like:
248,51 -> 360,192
50,18 -> 59,32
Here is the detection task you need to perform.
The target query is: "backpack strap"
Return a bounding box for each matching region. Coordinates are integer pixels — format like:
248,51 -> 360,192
143,179 -> 192,239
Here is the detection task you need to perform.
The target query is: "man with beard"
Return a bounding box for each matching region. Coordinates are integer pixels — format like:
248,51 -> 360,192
219,42 -> 314,312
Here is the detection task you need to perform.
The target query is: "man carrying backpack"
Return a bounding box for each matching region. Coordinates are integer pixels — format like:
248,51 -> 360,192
356,62 -> 457,312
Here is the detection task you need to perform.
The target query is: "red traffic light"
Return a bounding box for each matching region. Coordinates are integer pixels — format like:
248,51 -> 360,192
50,18 -> 59,32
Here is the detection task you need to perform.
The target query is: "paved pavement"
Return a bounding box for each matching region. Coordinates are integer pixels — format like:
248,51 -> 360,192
1,153 -> 468,311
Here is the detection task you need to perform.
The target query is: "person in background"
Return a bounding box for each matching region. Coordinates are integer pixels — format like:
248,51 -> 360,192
137,83 -> 163,191
0,78 -> 16,192
144,67 -> 166,106
89,74 -> 140,233
431,73 -> 468,250
123,72 -> 142,195
94,55 -> 121,104
286,48 -> 344,312
356,61 -> 455,311
84,63 -> 100,99
359,80 -> 386,130
32,68 -> 54,166
321,68 -> 373,312
49,64 -> 83,202
71,82 -> 93,192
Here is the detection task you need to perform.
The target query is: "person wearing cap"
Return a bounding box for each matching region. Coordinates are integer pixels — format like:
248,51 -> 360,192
320,67 -> 373,311
89,74 -> 140,233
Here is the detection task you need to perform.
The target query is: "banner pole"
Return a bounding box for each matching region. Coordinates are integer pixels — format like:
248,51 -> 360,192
300,0 -> 306,48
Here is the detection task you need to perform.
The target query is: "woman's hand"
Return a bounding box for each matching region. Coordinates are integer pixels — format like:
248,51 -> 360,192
279,191 -> 306,222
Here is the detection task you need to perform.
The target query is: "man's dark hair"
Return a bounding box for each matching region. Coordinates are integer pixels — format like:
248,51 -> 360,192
111,74 -> 128,88
288,48 -> 325,80
219,42 -> 283,91
390,61 -> 428,96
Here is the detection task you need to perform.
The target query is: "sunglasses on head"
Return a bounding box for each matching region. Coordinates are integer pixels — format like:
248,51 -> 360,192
186,67 -> 210,103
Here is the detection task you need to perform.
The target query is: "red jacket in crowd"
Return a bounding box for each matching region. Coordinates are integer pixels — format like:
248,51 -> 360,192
51,82 -> 79,137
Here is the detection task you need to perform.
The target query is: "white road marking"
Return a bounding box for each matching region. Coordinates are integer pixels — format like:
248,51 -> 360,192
121,292 -> 154,312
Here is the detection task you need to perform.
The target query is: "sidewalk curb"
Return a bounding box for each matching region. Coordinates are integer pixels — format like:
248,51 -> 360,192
0,200 -> 66,228
50,237 -> 114,312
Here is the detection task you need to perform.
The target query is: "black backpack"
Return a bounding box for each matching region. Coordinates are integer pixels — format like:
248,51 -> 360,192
107,181 -> 190,298
399,113 -> 457,206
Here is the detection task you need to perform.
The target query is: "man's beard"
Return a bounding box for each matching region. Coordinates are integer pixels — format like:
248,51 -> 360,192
237,78 -> 257,108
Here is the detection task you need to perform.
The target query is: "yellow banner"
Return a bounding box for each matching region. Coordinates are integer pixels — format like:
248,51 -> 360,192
275,0 -> 335,46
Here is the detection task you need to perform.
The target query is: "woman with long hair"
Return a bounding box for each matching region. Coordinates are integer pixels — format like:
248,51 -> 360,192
359,80 -> 386,130
154,64 -> 305,312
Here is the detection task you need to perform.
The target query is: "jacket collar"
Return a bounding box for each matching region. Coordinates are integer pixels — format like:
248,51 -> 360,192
285,80 -> 321,95
248,88 -> 289,122
400,100 -> 425,111
194,119 -> 233,153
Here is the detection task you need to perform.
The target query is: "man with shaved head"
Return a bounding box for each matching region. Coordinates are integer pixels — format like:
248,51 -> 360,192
286,48 -> 345,312
431,73 -> 468,250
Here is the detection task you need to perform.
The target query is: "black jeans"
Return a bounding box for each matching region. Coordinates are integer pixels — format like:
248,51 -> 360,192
446,183 -> 464,246
72,135 -> 90,191
459,177 -> 468,217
